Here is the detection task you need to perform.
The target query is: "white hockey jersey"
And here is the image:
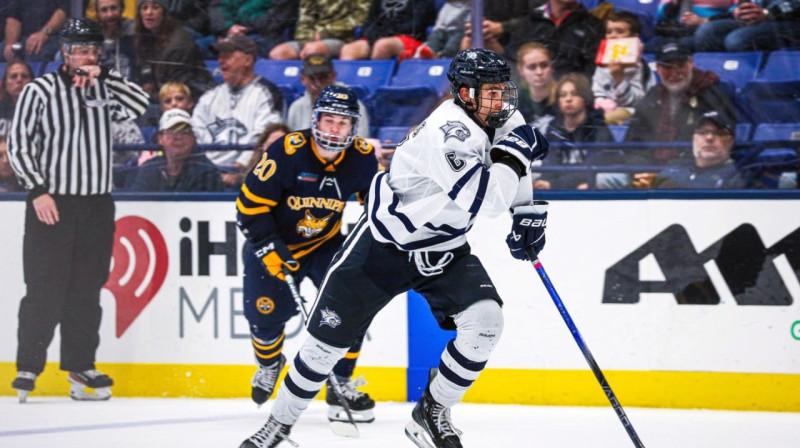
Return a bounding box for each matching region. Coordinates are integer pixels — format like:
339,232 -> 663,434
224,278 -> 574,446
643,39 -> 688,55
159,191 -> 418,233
368,99 -> 536,252
191,76 -> 284,167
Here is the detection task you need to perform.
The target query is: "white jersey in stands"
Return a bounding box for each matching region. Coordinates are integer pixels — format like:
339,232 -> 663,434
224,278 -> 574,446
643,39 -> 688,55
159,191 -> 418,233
368,99 -> 537,252
191,76 -> 284,167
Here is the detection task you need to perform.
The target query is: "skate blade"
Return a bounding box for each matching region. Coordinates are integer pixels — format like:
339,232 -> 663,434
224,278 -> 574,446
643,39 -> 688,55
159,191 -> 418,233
404,420 -> 435,448
69,386 -> 112,401
16,390 -> 30,404
329,420 -> 360,438
327,405 -> 375,423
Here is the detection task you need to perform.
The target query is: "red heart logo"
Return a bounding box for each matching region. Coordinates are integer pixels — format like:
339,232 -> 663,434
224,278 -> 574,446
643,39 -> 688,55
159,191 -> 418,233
103,216 -> 169,337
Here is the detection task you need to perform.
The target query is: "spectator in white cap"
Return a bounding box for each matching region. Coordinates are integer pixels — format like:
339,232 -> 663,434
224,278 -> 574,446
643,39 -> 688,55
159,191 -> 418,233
130,109 -> 224,192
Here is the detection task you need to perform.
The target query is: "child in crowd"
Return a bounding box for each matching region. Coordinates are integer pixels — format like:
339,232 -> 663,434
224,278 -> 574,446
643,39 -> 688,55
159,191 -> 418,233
591,11 -> 656,125
413,0 -> 471,59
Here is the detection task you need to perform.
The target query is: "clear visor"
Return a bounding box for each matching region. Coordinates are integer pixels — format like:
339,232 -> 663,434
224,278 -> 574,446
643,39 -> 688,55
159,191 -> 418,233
65,43 -> 103,57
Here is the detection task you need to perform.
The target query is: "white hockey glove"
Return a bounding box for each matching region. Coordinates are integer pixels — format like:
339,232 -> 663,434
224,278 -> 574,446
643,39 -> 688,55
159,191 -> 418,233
506,201 -> 548,260
490,125 -> 549,178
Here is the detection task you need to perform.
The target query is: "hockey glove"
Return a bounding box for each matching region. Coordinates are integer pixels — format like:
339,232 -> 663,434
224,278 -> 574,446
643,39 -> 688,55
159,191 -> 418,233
490,125 -> 549,178
506,201 -> 548,260
253,236 -> 299,281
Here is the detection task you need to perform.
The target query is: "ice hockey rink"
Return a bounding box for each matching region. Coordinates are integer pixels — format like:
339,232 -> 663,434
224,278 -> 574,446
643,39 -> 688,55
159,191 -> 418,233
1,397 -> 798,448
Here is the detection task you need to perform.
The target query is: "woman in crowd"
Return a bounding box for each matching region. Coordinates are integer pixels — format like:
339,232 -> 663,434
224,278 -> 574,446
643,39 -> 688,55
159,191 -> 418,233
535,73 -> 618,190
134,0 -> 212,101
0,61 -> 34,139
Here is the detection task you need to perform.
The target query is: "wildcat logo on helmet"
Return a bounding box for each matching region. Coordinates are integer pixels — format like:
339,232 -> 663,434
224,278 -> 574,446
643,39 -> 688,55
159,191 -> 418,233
319,308 -> 342,328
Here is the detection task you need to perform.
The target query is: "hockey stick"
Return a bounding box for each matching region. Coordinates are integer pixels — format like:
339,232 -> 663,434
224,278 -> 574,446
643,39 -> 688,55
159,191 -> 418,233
527,253 -> 645,448
283,270 -> 360,438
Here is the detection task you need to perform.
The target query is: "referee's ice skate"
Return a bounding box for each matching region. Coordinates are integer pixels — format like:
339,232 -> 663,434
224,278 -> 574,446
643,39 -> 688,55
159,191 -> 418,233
326,375 -> 376,423
11,371 -> 37,403
68,370 -> 114,401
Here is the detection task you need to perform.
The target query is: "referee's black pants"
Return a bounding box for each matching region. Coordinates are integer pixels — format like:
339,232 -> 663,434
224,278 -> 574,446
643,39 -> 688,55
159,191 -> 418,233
17,194 -> 115,374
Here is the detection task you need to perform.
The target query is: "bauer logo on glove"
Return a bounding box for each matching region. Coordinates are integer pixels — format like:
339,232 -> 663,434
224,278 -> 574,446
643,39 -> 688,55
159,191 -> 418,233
254,236 -> 299,281
506,201 -> 548,261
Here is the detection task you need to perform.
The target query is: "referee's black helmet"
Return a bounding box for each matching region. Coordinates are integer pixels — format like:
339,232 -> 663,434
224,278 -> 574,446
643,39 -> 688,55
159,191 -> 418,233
59,18 -> 104,46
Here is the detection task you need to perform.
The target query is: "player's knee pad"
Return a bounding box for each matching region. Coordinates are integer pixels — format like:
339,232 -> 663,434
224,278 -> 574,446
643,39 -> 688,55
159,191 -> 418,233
297,334 -> 350,375
452,299 -> 504,361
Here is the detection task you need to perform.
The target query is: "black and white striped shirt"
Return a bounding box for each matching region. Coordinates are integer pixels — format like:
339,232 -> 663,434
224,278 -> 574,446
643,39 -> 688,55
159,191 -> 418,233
9,66 -> 149,197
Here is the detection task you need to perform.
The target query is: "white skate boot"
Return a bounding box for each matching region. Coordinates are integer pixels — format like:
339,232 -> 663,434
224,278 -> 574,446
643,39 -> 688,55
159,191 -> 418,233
68,369 -> 113,401
11,371 -> 37,403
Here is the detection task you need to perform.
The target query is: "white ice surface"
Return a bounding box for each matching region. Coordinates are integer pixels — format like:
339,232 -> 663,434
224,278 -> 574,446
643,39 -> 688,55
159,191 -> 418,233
1,397 -> 798,447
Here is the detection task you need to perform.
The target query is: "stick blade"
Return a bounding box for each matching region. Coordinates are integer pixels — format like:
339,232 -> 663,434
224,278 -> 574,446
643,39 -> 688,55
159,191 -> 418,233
330,421 -> 360,438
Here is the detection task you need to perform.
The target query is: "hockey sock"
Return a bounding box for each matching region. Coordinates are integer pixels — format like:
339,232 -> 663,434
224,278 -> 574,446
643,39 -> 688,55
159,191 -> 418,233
271,335 -> 348,425
431,299 -> 503,407
252,332 -> 285,367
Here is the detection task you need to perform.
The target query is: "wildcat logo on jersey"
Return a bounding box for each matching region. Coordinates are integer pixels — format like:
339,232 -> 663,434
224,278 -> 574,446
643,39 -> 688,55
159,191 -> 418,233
440,121 -> 470,142
296,210 -> 334,238
445,152 -> 466,171
207,117 -> 248,142
319,307 -> 342,328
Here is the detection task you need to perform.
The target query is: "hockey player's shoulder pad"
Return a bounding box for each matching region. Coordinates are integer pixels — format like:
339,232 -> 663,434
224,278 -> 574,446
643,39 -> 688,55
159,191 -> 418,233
282,131 -> 309,156
352,136 -> 373,155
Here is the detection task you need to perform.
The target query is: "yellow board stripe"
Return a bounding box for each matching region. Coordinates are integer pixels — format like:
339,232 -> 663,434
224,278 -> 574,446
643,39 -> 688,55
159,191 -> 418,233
1,362 -> 797,411
236,197 -> 271,215
241,184 -> 278,206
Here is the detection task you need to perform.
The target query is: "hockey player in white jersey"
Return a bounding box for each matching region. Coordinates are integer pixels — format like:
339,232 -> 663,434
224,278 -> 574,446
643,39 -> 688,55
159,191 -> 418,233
238,48 -> 550,448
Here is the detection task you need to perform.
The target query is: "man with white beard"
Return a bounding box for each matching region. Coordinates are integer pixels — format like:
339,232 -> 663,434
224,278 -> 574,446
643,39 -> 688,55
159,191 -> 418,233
623,40 -> 735,167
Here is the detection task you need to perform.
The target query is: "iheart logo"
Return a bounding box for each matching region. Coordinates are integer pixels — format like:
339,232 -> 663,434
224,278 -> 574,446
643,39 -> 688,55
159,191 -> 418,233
103,216 -> 169,337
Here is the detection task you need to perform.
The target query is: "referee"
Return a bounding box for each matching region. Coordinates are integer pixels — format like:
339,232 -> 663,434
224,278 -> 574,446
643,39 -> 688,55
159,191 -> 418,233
8,18 -> 148,403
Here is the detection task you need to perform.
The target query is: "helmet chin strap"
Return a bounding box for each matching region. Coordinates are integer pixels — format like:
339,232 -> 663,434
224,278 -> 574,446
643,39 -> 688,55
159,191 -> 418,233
461,87 -> 491,130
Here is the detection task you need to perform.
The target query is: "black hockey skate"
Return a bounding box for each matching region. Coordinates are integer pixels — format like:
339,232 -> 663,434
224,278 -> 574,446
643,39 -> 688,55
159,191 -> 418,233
240,415 -> 298,448
326,375 -> 375,423
251,354 -> 286,406
405,387 -> 463,448
12,371 -> 37,403
68,369 -> 113,401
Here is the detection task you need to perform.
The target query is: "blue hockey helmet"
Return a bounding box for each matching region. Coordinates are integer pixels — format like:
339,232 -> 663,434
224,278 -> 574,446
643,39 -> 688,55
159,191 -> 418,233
312,85 -> 361,152
447,48 -> 518,128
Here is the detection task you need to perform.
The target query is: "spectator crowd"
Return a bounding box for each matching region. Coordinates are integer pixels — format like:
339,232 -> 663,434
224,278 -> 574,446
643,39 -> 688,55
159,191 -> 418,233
1,0 -> 798,191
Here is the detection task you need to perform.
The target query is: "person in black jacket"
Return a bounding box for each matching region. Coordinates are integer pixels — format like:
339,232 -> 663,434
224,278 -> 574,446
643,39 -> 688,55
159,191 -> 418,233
339,0 -> 437,60
129,109 -> 223,192
535,72 -> 616,190
624,40 -> 735,166
485,0 -> 605,78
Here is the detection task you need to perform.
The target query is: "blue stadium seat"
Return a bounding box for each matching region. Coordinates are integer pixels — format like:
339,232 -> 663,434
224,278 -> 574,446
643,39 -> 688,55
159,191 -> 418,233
610,0 -> 659,41
41,61 -> 60,76
391,59 -> 452,96
253,59 -> 304,92
692,52 -> 763,91
333,60 -> 396,95
752,123 -> 800,142
369,85 -> 437,128
346,84 -> 370,102
276,84 -> 300,109
735,123 -> 752,142
0,62 -> 6,77
755,50 -> 800,82
204,59 -> 222,84
139,126 -> 158,144
378,126 -> 411,144
737,123 -> 800,179
608,125 -> 628,142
